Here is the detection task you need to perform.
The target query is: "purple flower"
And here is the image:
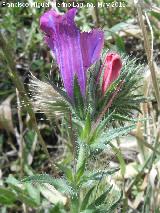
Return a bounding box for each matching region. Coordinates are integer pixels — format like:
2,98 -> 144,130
40,8 -> 104,99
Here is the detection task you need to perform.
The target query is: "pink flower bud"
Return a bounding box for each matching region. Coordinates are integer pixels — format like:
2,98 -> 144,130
102,52 -> 122,94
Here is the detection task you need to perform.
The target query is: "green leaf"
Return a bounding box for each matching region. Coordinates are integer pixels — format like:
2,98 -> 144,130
81,112 -> 91,140
88,185 -> 113,208
96,111 -> 115,135
22,174 -> 73,195
73,76 -> 85,120
6,184 -> 38,207
76,142 -> 87,172
6,174 -> 20,186
81,186 -> 95,211
112,114 -> 137,122
87,112 -> 114,145
0,187 -> 17,205
91,125 -> 135,152
109,143 -> 126,177
106,191 -> 123,213
80,168 -> 119,186
88,168 -> 119,181
25,183 -> 40,205
6,175 -> 39,207
76,162 -> 86,184
76,142 -> 88,182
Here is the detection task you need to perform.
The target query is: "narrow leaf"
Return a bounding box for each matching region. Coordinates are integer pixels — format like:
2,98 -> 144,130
73,76 -> 85,119
22,174 -> 73,195
89,185 -> 113,208
81,186 -> 96,211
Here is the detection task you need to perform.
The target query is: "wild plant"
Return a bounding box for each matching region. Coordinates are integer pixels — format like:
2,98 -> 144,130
21,8 -> 146,213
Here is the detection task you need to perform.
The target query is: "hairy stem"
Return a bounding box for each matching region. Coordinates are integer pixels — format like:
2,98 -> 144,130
69,112 -> 76,175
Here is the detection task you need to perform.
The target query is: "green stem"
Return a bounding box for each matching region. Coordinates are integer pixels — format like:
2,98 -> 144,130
71,194 -> 80,213
69,112 -> 76,175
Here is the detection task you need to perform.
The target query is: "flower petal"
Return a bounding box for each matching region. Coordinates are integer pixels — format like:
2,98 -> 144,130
40,9 -> 84,98
80,30 -> 104,69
